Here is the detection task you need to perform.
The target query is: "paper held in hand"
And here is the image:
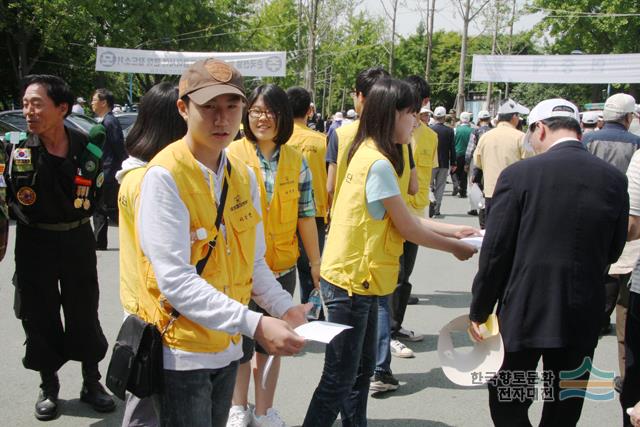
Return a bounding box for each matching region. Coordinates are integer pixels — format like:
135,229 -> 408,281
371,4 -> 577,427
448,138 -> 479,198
461,230 -> 485,250
261,321 -> 352,389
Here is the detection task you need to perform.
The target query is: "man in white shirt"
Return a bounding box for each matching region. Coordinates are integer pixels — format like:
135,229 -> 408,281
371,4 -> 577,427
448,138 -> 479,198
135,58 -> 309,427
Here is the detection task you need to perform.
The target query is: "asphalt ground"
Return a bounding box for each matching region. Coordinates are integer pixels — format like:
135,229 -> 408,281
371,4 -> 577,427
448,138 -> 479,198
0,183 -> 625,426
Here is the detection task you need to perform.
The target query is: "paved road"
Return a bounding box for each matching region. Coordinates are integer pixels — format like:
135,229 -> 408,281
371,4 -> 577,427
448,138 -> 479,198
0,185 -> 624,426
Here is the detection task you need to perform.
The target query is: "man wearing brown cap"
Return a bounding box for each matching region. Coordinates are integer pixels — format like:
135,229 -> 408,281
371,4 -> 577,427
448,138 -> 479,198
130,58 -> 309,426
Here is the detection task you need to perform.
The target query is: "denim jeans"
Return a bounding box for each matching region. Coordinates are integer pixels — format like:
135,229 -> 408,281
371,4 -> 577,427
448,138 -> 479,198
297,217 -> 326,304
303,279 -> 378,427
375,295 -> 392,375
155,363 -> 238,427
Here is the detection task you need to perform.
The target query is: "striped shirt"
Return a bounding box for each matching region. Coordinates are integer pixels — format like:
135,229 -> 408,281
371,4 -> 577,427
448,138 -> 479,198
254,145 -> 316,218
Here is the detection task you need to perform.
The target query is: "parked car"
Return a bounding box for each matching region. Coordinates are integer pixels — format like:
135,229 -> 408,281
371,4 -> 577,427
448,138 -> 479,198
114,112 -> 138,138
0,110 -> 98,136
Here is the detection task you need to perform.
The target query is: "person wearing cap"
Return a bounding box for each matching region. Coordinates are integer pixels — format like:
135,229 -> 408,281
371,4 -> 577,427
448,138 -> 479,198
7,75 -> 114,421
429,105 -> 456,217
465,110 -> 492,220
132,58 -> 309,427
326,111 -> 344,142
343,108 -> 356,125
581,111 -> 599,134
418,105 -> 431,126
452,111 -> 473,198
72,97 -> 86,114
469,98 -> 628,426
472,98 -> 531,222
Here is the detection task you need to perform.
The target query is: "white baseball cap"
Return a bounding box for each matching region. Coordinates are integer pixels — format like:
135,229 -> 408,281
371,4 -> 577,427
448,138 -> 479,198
477,110 -> 491,120
498,98 -> 529,115
438,314 -> 504,387
582,111 -> 600,125
460,112 -> 472,123
527,98 -> 580,126
76,97 -> 86,103
433,106 -> 447,118
346,109 -> 356,119
334,112 -> 344,121
603,93 -> 637,121
419,106 -> 432,114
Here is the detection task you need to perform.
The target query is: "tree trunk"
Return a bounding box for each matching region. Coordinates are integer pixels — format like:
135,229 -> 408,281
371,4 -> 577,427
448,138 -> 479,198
304,0 -> 320,96
504,0 -> 516,99
456,0 -> 471,115
485,0 -> 500,109
425,0 -> 436,81
389,0 -> 398,74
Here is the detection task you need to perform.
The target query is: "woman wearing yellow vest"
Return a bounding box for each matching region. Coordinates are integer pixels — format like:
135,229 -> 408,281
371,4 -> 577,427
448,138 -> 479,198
227,84 -> 321,427
116,82 -> 187,427
302,78 -> 478,427
134,59 -> 308,427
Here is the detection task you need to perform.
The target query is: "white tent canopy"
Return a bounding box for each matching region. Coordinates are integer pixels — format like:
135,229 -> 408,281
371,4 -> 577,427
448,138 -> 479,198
95,46 -> 286,77
471,54 -> 640,84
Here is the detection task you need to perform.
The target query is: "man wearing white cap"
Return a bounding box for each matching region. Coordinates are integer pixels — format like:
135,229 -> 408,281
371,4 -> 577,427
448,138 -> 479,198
469,98 -> 628,426
72,97 -> 85,114
430,106 -> 456,217
581,111 -> 599,135
452,112 -> 473,198
472,98 -> 530,221
465,110 -> 493,221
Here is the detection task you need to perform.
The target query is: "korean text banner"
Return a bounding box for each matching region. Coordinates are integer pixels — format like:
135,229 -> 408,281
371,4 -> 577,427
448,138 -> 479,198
471,54 -> 640,84
95,47 -> 286,77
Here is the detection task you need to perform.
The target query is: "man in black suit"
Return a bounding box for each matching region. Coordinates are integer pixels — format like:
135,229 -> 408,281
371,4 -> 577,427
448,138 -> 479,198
469,98 -> 629,426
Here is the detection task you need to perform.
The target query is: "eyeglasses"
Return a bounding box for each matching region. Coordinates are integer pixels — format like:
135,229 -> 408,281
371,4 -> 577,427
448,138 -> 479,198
248,108 -> 275,120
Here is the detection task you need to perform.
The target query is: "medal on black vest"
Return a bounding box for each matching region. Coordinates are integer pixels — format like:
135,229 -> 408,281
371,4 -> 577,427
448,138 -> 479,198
16,186 -> 36,206
74,175 -> 92,210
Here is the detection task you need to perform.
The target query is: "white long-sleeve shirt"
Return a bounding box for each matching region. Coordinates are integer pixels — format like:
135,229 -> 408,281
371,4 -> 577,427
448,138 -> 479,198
138,150 -> 294,370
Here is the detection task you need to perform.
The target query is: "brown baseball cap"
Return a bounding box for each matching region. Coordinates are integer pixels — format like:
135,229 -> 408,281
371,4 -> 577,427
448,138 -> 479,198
179,58 -> 246,105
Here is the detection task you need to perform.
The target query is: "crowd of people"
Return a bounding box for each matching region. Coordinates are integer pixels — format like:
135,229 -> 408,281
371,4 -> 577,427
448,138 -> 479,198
4,56 -> 640,427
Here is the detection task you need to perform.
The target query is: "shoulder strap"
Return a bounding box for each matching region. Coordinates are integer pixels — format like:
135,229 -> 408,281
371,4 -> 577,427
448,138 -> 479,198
195,159 -> 232,275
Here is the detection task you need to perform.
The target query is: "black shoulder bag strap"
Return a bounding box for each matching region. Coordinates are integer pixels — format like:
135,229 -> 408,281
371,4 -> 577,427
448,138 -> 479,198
163,159 -> 233,328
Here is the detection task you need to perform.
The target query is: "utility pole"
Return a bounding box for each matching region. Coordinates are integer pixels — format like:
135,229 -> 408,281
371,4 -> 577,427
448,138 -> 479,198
425,0 -> 436,81
485,0 -> 500,109
304,0 -> 320,95
504,0 -> 516,99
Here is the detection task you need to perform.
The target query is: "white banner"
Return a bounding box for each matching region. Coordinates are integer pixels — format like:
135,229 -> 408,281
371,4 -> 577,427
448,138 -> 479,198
95,46 -> 286,77
471,54 -> 640,84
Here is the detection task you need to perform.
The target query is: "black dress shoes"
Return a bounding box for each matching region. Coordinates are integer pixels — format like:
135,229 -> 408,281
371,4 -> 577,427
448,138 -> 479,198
35,371 -> 59,421
80,381 -> 116,412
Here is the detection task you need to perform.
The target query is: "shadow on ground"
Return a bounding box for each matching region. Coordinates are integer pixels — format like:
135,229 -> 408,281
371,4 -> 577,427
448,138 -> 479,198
413,291 -> 472,309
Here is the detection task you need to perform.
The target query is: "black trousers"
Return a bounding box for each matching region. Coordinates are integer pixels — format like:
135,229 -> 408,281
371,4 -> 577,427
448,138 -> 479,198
93,180 -> 119,249
13,222 -> 108,372
622,290 -> 640,426
603,273 -> 630,330
489,347 -> 594,427
391,240 -> 419,334
297,217 -> 326,305
455,155 -> 467,195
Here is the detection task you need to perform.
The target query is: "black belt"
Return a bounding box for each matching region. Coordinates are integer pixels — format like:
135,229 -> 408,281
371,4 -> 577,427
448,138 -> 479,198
28,217 -> 90,231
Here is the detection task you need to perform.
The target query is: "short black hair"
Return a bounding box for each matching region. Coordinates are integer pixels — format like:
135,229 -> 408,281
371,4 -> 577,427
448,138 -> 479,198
286,86 -> 311,119
126,82 -> 187,162
243,84 -> 293,146
403,75 -> 431,100
540,116 -> 582,137
21,74 -> 74,117
355,67 -> 390,98
94,88 -> 115,109
498,113 -> 518,123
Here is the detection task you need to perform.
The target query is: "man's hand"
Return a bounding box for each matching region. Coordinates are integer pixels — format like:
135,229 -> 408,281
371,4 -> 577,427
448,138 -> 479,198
629,402 -> 640,426
254,316 -> 306,356
453,225 -> 482,239
452,241 -> 477,261
468,320 -> 484,342
282,303 -> 312,329
464,164 -> 469,173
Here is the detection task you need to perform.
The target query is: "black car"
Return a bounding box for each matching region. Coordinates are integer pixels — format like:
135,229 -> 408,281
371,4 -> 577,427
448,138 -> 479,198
0,110 -> 98,136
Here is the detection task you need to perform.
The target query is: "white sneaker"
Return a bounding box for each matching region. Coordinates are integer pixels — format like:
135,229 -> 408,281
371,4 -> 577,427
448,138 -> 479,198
390,339 -> 414,358
395,327 -> 424,342
253,407 -> 287,427
227,404 -> 253,427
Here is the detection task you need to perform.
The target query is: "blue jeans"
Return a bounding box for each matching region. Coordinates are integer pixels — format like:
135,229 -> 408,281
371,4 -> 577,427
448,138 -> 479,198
297,217 -> 326,304
375,295 -> 392,375
303,279 -> 378,427
155,363 -> 238,427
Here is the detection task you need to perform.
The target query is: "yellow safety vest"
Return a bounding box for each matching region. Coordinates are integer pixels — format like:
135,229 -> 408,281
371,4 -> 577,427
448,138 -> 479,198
407,122 -> 438,214
321,140 -> 404,296
334,121 -> 410,205
118,166 -> 147,315
135,139 -> 260,353
288,122 -> 328,221
227,138 -> 302,273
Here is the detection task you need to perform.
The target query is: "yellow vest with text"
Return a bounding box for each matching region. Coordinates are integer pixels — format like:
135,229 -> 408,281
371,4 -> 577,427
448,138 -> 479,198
227,138 -> 302,272
407,123 -> 438,214
118,166 -> 147,315
334,121 -> 410,204
321,140 -> 404,296
288,123 -> 328,221
135,139 -> 260,353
